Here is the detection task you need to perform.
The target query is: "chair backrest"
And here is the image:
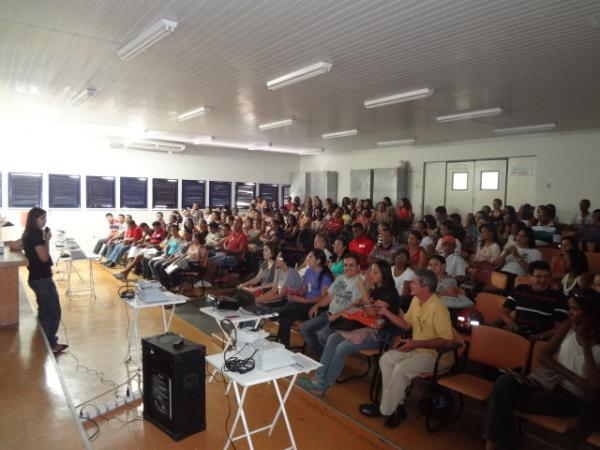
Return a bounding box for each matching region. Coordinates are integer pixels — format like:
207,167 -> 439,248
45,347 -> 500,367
529,340 -> 549,372
539,246 -> 562,264
514,275 -> 532,288
474,292 -> 506,325
469,325 -> 531,370
586,252 -> 600,274
490,271 -> 508,290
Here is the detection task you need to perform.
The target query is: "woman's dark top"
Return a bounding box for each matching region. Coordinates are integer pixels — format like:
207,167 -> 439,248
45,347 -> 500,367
21,229 -> 53,280
370,285 -> 401,327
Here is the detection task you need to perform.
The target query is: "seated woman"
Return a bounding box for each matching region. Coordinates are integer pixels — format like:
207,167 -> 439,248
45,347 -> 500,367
494,227 -> 542,286
237,243 -> 276,293
484,289 -> 600,450
298,260 -> 399,396
468,223 -> 502,285
428,255 -> 473,310
550,236 -> 578,282
330,237 -> 347,277
391,249 -> 414,307
406,230 -> 428,270
275,249 -> 334,348
560,249 -> 589,296
282,214 -> 300,247
160,232 -> 208,290
255,251 -> 302,306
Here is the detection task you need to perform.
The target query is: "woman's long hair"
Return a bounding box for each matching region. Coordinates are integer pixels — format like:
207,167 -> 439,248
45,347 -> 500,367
571,289 -> 600,342
25,207 -> 46,232
370,259 -> 395,292
312,249 -> 334,285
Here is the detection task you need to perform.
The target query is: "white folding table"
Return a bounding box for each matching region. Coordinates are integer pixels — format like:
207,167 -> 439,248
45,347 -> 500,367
199,306 -> 278,349
63,252 -> 100,299
121,292 -> 188,366
206,351 -> 320,450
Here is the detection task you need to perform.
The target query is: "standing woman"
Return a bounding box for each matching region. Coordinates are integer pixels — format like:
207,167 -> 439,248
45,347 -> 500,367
22,208 -> 67,353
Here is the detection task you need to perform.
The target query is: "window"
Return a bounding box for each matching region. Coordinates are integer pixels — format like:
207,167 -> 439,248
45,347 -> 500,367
281,184 -> 291,205
258,183 -> 279,204
86,176 -> 116,208
0,173 -> 2,207
480,171 -> 499,190
235,182 -> 255,209
152,178 -> 178,209
182,180 -> 206,209
9,172 -> 43,208
209,181 -> 232,208
49,174 -> 81,208
120,177 -> 148,209
451,172 -> 468,190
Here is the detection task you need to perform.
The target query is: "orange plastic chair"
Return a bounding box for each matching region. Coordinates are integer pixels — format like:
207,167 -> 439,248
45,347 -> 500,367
514,275 -> 532,288
490,271 -> 508,290
588,432 -> 600,448
438,326 -> 530,404
474,292 -> 507,325
586,252 -> 600,274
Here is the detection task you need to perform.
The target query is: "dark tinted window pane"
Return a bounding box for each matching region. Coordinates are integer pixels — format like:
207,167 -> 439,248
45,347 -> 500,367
86,176 -> 116,208
49,174 -> 80,208
182,180 -> 206,209
9,172 -> 42,208
121,177 -> 148,209
235,182 -> 255,208
152,178 -> 178,209
258,183 -> 278,203
209,181 -> 231,208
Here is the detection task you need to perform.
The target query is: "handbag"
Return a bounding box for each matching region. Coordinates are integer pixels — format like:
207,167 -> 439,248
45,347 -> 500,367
329,316 -> 365,331
342,308 -> 385,329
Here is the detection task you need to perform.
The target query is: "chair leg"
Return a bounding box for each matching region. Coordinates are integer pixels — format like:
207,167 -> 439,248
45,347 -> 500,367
425,392 -> 464,433
369,358 -> 381,403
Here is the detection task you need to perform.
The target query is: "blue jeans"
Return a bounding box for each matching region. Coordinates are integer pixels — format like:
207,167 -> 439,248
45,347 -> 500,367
107,243 -> 130,263
28,277 -> 61,347
300,312 -> 335,356
315,331 -> 379,388
209,254 -> 239,268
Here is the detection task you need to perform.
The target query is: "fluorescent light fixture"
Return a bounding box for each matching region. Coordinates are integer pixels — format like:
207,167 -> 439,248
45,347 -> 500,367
12,173 -> 42,177
376,138 -> 417,147
112,139 -> 185,153
321,129 -> 358,139
364,88 -> 433,108
118,18 -> 178,61
177,106 -> 209,122
249,143 -> 323,155
258,118 -> 295,131
71,88 -> 96,106
493,122 -> 557,135
267,62 -> 332,90
436,107 -> 502,123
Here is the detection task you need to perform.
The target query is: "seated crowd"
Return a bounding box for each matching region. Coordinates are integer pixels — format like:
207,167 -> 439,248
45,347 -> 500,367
94,196 -> 600,446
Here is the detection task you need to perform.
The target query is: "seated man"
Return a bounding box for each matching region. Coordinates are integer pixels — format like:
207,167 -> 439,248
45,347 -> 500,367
348,223 -> 375,270
439,235 -> 467,282
322,208 -> 345,237
255,251 -> 302,306
499,260 -> 568,340
581,209 -> 600,252
113,221 -> 166,281
359,269 -> 455,428
368,224 -> 401,266
92,212 -> 120,255
146,224 -> 182,279
102,219 -> 144,268
103,213 -> 126,257
209,217 -> 247,269
205,221 -> 222,250
300,253 -> 363,356
531,205 -> 561,246
571,198 -> 593,230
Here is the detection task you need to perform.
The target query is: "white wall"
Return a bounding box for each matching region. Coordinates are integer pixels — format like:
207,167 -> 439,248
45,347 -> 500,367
299,129 -> 600,221
0,134 -> 299,250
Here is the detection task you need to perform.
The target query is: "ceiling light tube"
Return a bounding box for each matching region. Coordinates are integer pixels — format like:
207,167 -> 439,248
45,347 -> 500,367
258,118 -> 295,131
376,138 -> 416,147
321,129 -> 358,139
436,107 -> 502,123
493,123 -> 557,135
71,88 -> 96,106
364,88 -> 433,108
249,144 -> 323,155
267,61 -> 332,90
177,106 -> 209,122
118,18 -> 178,61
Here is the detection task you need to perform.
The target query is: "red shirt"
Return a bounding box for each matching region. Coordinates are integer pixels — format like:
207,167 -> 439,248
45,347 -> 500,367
349,235 -> 375,268
125,226 -> 143,242
149,229 -> 167,245
323,217 -> 344,235
224,231 -> 248,259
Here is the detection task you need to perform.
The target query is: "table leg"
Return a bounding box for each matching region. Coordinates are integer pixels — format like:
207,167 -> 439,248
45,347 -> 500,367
125,308 -> 140,366
225,383 -> 254,450
166,304 -> 176,330
268,375 -> 298,450
88,259 -> 96,299
66,260 -> 72,298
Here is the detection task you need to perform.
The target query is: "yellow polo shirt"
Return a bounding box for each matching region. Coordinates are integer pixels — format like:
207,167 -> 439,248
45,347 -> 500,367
404,294 -> 453,361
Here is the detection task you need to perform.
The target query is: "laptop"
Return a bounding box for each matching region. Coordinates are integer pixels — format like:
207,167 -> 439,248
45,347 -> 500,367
234,288 -> 271,315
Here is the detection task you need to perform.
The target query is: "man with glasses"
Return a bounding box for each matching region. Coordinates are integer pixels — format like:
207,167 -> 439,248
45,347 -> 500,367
300,253 -> 363,356
359,269 -> 455,428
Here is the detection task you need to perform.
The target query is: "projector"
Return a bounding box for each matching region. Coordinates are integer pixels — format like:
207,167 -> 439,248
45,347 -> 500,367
251,341 -> 295,371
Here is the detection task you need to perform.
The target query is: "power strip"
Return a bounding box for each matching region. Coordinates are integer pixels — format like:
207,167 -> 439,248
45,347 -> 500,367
79,390 -> 142,421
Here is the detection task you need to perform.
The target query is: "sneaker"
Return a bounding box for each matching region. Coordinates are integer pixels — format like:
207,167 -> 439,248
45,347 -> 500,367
194,280 -> 211,288
52,343 -> 69,354
297,377 -> 327,396
113,272 -> 128,282
359,403 -> 381,418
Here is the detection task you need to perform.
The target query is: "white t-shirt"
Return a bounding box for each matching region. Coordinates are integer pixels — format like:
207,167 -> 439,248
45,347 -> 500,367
435,238 -> 463,254
445,253 -> 467,278
391,266 -> 415,296
556,330 -> 600,397
501,246 -> 542,276
474,242 -> 501,263
420,235 -> 434,251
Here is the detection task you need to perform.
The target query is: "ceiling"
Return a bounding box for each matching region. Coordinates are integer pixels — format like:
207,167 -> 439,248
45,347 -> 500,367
1,0 -> 599,154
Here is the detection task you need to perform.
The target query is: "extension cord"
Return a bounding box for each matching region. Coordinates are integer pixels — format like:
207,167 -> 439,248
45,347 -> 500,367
79,390 -> 142,421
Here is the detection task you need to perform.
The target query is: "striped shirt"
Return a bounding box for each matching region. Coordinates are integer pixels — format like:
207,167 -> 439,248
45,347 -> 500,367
503,285 -> 568,334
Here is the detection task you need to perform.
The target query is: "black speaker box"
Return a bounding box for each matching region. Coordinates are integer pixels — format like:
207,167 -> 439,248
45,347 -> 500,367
142,333 -> 206,441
